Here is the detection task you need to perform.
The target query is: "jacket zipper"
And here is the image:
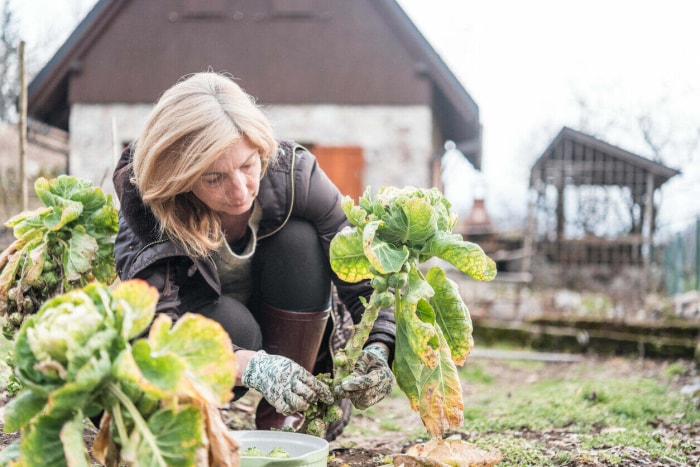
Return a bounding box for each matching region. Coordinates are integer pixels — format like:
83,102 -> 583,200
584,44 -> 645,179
257,144 -> 297,241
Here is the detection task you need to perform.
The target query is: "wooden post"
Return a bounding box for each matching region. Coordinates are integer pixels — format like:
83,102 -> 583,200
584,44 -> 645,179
18,40 -> 28,211
695,217 -> 700,291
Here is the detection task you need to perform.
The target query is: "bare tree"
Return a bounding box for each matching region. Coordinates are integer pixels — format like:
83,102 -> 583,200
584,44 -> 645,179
0,0 -> 19,122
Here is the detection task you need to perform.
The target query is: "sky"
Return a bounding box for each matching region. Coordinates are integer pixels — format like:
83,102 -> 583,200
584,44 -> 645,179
11,0 -> 700,236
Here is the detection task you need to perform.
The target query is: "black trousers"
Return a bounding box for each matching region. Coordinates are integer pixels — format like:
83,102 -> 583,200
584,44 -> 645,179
193,218 -> 332,352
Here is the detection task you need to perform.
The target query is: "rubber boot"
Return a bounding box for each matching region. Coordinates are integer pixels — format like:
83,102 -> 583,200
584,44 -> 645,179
255,302 -> 330,432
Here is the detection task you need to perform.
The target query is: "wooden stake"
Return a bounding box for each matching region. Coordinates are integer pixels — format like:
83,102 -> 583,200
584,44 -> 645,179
18,40 -> 28,211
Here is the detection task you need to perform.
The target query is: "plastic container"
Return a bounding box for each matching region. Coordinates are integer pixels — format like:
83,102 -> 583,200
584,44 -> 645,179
231,430 -> 329,467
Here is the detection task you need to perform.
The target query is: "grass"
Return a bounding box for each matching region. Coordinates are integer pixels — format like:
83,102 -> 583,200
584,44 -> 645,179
340,354 -> 698,466
458,358 -> 698,466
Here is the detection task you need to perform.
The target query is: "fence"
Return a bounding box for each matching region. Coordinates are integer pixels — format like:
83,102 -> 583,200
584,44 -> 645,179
660,218 -> 700,295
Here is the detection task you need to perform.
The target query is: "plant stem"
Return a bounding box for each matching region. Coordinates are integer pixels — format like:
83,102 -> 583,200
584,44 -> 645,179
333,295 -> 381,385
107,382 -> 167,467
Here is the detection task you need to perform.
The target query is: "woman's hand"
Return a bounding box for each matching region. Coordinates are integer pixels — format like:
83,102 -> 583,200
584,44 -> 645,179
242,350 -> 334,414
335,344 -> 394,410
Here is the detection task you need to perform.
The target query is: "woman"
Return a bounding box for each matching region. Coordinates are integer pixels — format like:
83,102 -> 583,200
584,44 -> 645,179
112,72 -> 395,441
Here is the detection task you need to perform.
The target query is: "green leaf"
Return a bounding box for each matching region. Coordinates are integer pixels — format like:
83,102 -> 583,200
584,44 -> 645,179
5,205 -> 51,232
393,313 -> 423,412
426,267 -> 474,365
92,242 -> 118,284
59,411 -> 91,467
34,177 -> 85,230
62,225 -> 98,282
362,221 -> 409,274
329,226 -> 373,283
382,196 -> 438,245
49,348 -> 113,418
19,412 -> 71,467
399,268 -> 439,369
87,204 -> 120,236
3,389 -> 48,432
120,338 -> 185,397
14,313 -> 64,388
422,232 -> 497,281
130,406 -> 204,467
66,329 -> 120,381
0,439 -> 20,465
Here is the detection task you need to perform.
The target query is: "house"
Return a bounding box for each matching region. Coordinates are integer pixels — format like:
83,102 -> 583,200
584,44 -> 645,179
0,121 -> 68,225
524,127 -> 680,273
27,0 -> 481,201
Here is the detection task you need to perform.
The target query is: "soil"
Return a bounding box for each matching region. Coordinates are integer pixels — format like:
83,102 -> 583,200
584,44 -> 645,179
1,352 -> 698,466
318,353 -> 700,466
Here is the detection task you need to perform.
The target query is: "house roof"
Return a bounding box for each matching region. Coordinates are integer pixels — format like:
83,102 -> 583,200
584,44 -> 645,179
28,0 -> 482,168
531,126 -> 680,189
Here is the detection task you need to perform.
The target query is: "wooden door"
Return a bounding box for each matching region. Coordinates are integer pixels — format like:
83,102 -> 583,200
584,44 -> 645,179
311,145 -> 365,201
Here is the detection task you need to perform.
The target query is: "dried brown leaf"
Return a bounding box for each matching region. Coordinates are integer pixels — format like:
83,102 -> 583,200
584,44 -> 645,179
394,438 -> 502,467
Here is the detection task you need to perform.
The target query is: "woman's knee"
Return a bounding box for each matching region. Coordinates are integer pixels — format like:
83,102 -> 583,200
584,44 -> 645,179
256,218 -> 331,310
194,296 -> 262,350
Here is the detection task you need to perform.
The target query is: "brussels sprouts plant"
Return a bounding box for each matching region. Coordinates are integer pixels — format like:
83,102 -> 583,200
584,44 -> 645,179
0,280 -> 240,467
305,186 -> 496,438
0,175 -> 119,340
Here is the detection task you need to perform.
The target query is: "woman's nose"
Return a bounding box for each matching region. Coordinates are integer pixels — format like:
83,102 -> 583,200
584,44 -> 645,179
227,170 -> 247,195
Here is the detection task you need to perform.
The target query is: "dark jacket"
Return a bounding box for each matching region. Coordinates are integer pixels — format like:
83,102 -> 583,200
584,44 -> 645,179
112,140 -> 395,359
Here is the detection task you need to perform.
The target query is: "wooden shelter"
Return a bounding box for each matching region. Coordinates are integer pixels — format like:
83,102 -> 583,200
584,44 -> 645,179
525,127 -> 680,267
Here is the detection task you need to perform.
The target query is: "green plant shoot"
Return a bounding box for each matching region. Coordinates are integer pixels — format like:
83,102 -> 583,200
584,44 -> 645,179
328,186 -> 496,437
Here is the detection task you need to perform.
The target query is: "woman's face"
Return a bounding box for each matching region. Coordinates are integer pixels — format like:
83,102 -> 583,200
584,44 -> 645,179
192,138 -> 262,217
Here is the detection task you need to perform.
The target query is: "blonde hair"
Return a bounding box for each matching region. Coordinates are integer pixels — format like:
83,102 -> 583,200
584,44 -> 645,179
132,72 -> 278,258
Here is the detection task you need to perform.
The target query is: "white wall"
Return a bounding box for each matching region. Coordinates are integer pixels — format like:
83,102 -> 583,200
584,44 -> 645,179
69,103 -> 152,203
265,105 -> 433,192
69,103 -> 434,200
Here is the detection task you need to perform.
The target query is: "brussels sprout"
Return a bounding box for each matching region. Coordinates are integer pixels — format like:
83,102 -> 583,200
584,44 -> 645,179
267,447 -> 290,458
242,447 -> 265,457
370,276 -> 389,292
388,272 -> 408,289
333,353 -> 348,368
325,404 -> 345,423
305,418 -> 327,437
373,291 -> 394,308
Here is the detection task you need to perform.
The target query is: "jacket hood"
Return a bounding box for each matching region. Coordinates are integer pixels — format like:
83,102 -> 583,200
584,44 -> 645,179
113,144 -> 163,244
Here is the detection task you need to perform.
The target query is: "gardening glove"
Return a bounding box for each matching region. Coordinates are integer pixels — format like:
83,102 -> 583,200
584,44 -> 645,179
335,344 -> 394,410
241,350 -> 334,414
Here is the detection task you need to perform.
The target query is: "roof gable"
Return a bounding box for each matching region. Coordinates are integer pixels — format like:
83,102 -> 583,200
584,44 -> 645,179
28,0 -> 481,167
532,126 -> 680,188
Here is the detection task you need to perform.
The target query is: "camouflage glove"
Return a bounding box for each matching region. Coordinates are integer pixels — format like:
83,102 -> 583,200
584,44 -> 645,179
335,344 -> 394,410
242,350 -> 334,414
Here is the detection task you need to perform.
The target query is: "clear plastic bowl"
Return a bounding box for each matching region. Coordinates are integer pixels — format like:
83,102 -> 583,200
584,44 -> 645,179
231,430 -> 329,467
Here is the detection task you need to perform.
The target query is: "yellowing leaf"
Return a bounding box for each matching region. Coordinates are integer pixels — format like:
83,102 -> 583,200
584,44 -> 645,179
426,267 -> 474,365
147,313 -> 237,405
329,226 -> 373,282
111,279 -> 159,339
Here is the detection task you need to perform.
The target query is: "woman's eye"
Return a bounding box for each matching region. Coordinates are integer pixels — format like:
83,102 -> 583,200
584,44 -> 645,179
203,176 -> 223,185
